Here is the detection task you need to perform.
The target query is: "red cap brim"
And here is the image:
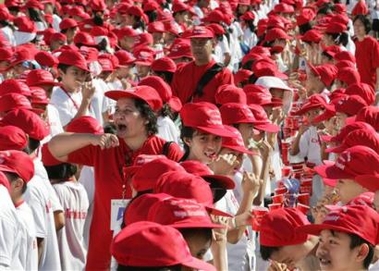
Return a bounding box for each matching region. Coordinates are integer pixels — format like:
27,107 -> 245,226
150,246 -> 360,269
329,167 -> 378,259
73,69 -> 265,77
314,161 -> 355,179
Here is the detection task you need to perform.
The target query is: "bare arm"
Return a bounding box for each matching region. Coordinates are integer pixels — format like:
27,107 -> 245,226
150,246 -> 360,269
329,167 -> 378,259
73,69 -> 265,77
54,210 -> 65,232
48,133 -> 119,162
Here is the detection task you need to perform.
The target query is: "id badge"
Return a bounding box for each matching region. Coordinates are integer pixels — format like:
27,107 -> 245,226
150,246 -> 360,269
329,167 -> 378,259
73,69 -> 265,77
110,199 -> 129,231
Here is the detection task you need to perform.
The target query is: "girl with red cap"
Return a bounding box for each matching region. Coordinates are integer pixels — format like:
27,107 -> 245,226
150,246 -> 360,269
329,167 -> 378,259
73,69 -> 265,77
47,85 -> 183,270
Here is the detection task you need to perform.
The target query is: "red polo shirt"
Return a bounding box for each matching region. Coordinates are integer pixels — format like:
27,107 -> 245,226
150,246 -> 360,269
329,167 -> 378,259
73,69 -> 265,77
171,59 -> 233,104
355,36 -> 379,89
66,135 -> 183,270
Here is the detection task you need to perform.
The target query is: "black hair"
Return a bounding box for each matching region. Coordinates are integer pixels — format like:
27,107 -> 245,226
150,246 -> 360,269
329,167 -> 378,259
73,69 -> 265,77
179,228 -> 213,244
160,103 -> 174,118
134,98 -> 158,136
145,10 -> 158,23
8,6 -> 19,14
299,23 -> 313,35
93,11 -> 104,26
245,20 -> 256,33
152,71 -> 174,85
132,16 -> 146,32
117,265 -> 182,271
0,20 -> 15,30
24,137 -> 40,154
179,126 -> 196,161
326,32 -> 349,46
241,60 -> 254,70
57,63 -> 71,73
44,163 -> 78,181
28,8 -> 44,22
5,172 -> 27,194
260,245 -> 280,261
348,233 -> 375,269
317,4 -> 333,15
321,51 -> 334,61
104,123 -> 117,134
353,15 -> 372,34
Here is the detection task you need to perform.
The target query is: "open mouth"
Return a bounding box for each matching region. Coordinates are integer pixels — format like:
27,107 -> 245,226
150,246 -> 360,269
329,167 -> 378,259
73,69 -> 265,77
319,257 -> 331,266
204,151 -> 217,160
117,124 -> 127,132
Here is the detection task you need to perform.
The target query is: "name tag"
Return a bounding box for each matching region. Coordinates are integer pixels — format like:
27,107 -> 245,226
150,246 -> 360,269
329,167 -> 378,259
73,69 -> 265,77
110,199 -> 129,231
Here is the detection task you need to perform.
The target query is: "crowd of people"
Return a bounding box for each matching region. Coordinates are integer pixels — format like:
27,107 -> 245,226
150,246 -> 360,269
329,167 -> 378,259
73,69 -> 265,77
1,0 -> 379,270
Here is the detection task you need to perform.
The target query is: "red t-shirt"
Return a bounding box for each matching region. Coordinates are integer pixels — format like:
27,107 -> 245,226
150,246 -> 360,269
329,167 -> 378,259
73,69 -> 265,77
66,136 -> 183,270
355,36 -> 379,88
171,59 -> 233,104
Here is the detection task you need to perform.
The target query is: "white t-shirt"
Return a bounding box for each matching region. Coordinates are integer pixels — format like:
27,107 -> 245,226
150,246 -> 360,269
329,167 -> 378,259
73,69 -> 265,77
243,28 -> 258,49
24,160 -> 61,271
1,26 -> 16,46
213,36 -> 231,64
16,201 -> 38,270
50,86 -> 85,127
0,185 -> 22,270
91,78 -> 108,126
299,126 -> 322,166
53,181 -> 89,270
157,116 -> 181,145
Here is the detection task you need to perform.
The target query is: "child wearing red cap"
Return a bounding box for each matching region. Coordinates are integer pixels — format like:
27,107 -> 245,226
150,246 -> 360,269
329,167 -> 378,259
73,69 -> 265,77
42,145 -> 89,270
259,208 -> 320,270
50,49 -> 95,128
298,205 -> 379,271
48,86 -> 183,270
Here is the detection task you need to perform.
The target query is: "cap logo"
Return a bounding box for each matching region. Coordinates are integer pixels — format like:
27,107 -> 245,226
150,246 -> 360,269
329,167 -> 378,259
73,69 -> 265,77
193,26 -> 206,34
335,151 -> 351,170
207,108 -> 222,125
324,214 -> 340,222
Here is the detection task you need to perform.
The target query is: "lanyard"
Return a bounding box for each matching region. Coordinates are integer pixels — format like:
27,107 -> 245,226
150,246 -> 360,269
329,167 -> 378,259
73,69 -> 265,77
62,88 -> 80,110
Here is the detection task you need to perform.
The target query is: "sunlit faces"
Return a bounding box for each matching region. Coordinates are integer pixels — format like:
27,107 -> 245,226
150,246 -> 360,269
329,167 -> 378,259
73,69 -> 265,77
119,36 -> 136,51
335,179 -> 368,205
269,244 -> 309,270
65,27 -> 79,44
184,233 -> 212,260
322,33 -> 334,47
269,88 -> 285,100
304,108 -> 323,123
59,66 -> 88,92
306,71 -> 323,96
317,230 -> 368,271
183,131 -> 222,164
190,38 -> 213,64
113,98 -> 148,139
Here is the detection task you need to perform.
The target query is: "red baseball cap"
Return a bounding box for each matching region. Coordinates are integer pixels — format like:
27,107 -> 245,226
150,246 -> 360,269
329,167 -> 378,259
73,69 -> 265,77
59,18 -> 78,31
335,50 -> 356,63
240,11 -> 255,21
180,102 -> 235,138
308,63 -> 338,87
151,57 -> 177,73
74,32 -> 97,46
111,221 -> 216,270
114,50 -> 136,66
260,208 -> 310,246
14,16 -> 36,33
314,145 -> 379,180
248,104 -> 281,132
188,26 -> 214,39
0,108 -> 49,141
0,79 -> 31,97
167,38 -> 193,60
221,126 -> 254,154
356,106 -> 379,131
346,192 -> 374,207
35,51 -> 59,68
296,7 -> 315,26
134,48 -> 155,66
66,116 -> 104,134
325,21 -> 347,34
123,193 -> 173,225
132,157 -> 185,192
134,33 -> 153,48
336,67 -> 361,86
299,29 -> 322,43
147,197 -> 225,229
106,86 -> 163,111
323,121 -> 375,143
147,21 -> 165,33
345,83 -> 375,106
0,126 -> 28,151
0,93 -> 32,113
220,102 -> 260,125
172,1 -> 192,13
30,86 -> 49,105
10,49 -> 33,67
334,95 -> 368,116
352,0 -> 368,16
0,47 -> 13,62
26,69 -> 60,87
138,76 -> 182,112
58,49 -> 89,72
234,69 -> 253,86
98,56 -> 114,72
244,84 -> 283,108
155,171 -> 214,206
298,205 -> 379,246
322,45 -> 342,58
181,160 -> 236,189
265,27 -> 291,42
293,94 -> 329,115
202,9 -> 227,24
215,84 -> 247,105
0,150 -> 34,182
326,128 -> 379,153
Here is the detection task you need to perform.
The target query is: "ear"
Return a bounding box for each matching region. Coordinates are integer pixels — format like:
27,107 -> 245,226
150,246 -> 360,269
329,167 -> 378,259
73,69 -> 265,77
355,243 -> 369,263
183,137 -> 193,147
